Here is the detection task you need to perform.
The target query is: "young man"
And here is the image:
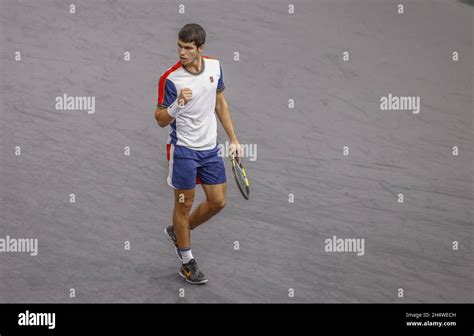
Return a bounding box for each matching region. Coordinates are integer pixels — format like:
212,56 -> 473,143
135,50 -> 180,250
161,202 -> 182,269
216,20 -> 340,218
155,23 -> 241,285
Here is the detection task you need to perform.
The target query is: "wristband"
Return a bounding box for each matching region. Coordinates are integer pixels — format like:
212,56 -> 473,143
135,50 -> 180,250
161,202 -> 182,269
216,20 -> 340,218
167,99 -> 183,118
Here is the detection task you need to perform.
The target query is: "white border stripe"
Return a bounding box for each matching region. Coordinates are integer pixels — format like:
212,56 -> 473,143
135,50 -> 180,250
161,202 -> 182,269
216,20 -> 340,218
167,144 -> 177,189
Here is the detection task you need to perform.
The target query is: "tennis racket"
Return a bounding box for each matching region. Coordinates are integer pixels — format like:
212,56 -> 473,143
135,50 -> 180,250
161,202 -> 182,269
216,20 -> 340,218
230,154 -> 249,199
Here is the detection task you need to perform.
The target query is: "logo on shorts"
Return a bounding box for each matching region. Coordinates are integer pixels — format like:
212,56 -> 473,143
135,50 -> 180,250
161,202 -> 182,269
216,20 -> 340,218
209,76 -> 214,83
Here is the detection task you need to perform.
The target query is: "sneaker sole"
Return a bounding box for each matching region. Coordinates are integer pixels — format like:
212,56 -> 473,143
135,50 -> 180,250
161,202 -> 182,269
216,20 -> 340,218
164,227 -> 183,261
179,271 -> 208,285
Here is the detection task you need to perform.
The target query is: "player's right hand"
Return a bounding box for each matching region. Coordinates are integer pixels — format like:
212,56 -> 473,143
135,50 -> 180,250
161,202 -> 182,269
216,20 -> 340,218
178,88 -> 192,107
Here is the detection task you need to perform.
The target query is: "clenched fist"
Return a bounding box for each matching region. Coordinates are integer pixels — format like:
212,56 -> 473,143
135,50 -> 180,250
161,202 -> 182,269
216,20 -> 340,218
177,88 -> 192,107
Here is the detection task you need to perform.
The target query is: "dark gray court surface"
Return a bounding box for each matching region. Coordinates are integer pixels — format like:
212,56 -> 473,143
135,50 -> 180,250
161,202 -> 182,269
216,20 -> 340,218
0,0 -> 472,303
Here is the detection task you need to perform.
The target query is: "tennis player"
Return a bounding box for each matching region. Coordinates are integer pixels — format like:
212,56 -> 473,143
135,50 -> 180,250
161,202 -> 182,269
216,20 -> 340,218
155,23 -> 242,284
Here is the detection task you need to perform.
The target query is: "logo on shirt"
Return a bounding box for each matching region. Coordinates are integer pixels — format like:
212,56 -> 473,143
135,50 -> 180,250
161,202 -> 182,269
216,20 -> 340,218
209,76 -> 214,83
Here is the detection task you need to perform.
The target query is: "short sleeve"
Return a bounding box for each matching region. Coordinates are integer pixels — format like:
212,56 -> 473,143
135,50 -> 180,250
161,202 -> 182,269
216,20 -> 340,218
157,77 -> 177,109
217,63 -> 225,93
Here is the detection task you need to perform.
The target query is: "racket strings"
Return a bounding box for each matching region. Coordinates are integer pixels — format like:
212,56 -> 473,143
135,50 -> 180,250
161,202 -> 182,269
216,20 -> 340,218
231,158 -> 249,199
233,163 -> 247,186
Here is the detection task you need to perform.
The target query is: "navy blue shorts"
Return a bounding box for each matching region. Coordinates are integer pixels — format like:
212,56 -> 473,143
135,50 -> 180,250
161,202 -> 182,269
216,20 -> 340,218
166,144 -> 227,190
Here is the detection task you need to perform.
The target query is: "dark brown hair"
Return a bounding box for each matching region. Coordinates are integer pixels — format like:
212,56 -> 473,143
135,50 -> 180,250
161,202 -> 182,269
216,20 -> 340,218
178,23 -> 206,48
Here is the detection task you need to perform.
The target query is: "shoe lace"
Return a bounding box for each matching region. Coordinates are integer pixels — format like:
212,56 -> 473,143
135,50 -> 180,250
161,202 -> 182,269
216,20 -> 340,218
188,260 -> 199,273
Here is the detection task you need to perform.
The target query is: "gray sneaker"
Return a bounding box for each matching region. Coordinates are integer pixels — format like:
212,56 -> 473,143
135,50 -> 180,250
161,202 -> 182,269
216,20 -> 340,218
179,259 -> 208,285
164,226 -> 182,261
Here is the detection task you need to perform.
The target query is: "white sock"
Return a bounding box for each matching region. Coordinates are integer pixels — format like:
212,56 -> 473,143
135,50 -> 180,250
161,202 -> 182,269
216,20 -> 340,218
179,248 -> 194,264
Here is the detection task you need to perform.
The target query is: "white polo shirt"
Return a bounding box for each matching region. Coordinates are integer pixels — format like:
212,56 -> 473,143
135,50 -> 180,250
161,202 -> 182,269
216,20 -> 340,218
157,56 -> 225,151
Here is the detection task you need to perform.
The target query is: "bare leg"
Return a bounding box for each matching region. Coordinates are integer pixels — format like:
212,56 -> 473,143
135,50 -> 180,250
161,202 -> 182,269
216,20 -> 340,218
173,188 -> 195,249
189,183 -> 227,230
